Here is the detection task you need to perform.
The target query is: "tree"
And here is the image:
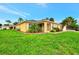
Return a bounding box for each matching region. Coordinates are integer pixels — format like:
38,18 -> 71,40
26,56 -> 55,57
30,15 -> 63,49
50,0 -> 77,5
0,23 -> 2,28
42,17 -> 55,22
4,24 -> 9,26
13,22 -> 18,25
70,20 -> 78,29
61,16 -> 76,26
49,18 -> 54,22
61,16 -> 78,30
18,18 -> 24,23
6,20 -> 11,24
5,20 -> 12,26
0,23 -> 2,26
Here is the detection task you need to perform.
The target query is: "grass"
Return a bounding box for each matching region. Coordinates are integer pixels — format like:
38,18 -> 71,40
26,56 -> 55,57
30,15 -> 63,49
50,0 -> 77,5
0,30 -> 79,55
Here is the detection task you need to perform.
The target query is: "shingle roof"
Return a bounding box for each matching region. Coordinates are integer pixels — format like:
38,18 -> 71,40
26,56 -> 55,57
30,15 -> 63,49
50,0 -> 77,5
16,20 -> 55,25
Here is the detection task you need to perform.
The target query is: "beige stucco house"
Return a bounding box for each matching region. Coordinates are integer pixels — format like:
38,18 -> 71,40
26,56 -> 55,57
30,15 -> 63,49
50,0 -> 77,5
16,21 -> 31,32
16,20 -> 63,33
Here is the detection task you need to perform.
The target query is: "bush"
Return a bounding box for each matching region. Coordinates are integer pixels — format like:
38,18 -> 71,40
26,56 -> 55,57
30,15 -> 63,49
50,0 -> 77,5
51,28 -> 60,32
3,28 -> 7,30
75,27 -> 79,31
16,28 -> 20,31
70,23 -> 78,30
50,29 -> 56,32
29,23 -> 41,33
75,25 -> 79,31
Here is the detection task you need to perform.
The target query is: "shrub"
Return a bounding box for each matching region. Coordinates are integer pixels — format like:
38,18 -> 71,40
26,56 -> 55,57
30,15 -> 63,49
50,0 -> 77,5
75,27 -> 79,31
16,28 -> 20,31
51,28 -> 60,32
75,25 -> 79,31
29,23 -> 41,33
70,23 -> 78,30
55,28 -> 60,32
50,29 -> 56,32
3,28 -> 7,30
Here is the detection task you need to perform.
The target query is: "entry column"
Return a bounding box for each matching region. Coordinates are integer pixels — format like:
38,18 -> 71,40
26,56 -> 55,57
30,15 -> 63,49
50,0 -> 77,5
44,22 -> 48,32
50,23 -> 53,30
26,23 -> 29,32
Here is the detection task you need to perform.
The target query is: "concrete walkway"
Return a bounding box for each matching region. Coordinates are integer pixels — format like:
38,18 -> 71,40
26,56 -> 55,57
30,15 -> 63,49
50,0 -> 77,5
53,30 -> 79,34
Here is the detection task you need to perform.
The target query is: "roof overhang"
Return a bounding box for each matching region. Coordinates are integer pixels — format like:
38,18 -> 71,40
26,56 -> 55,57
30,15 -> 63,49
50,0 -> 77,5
16,21 -> 32,26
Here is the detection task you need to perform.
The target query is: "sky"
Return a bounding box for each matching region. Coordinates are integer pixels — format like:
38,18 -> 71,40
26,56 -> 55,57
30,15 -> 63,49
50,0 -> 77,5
0,3 -> 79,24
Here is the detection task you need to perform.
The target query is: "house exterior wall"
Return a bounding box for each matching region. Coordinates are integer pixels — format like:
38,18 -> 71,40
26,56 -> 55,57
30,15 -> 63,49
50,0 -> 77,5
55,24 -> 62,31
52,23 -> 63,30
52,23 -> 58,28
20,23 -> 27,32
16,25 -> 20,30
16,22 -> 29,32
62,25 -> 67,31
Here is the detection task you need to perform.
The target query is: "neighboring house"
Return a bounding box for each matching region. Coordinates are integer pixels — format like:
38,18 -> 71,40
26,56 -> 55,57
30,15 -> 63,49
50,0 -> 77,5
16,20 -> 63,33
0,25 -> 15,30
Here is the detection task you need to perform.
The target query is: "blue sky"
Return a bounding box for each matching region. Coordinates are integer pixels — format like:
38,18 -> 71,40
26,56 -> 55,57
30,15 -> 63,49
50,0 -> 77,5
0,3 -> 79,24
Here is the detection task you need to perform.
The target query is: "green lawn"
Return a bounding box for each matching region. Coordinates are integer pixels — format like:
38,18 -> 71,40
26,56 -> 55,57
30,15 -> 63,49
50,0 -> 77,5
0,30 -> 79,55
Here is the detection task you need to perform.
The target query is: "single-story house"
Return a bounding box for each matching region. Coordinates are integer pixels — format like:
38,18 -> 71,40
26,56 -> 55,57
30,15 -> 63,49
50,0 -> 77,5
16,20 -> 63,33
0,25 -> 15,30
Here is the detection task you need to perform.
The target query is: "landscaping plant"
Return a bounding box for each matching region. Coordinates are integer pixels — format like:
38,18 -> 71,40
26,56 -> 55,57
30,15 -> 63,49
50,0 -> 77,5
29,23 -> 41,33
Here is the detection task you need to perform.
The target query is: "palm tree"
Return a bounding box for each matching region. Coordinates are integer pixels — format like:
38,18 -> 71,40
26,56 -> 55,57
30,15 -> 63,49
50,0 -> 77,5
61,16 -> 77,30
61,16 -> 75,26
18,18 -> 24,23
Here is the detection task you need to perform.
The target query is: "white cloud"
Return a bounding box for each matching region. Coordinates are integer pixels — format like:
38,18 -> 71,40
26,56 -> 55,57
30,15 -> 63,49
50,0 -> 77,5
0,5 -> 30,17
35,3 -> 48,7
